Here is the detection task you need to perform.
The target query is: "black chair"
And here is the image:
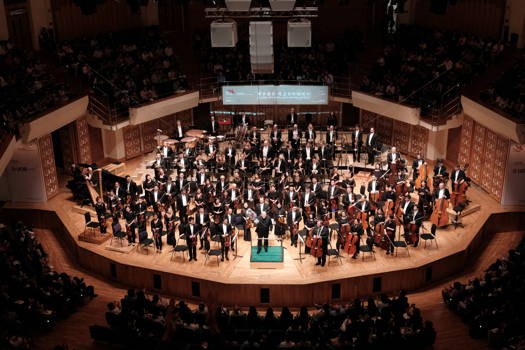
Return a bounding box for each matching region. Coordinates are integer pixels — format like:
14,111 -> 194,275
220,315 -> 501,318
393,237 -> 410,257
420,232 -> 438,249
359,244 -> 375,260
84,212 -> 100,236
327,248 -> 342,264
138,230 -> 153,254
111,223 -> 126,247
171,233 -> 188,261
205,248 -> 222,267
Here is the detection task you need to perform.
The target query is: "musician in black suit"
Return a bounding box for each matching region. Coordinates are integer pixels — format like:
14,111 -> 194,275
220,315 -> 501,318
151,212 -> 164,253
183,217 -> 198,261
406,207 -> 424,247
283,142 -> 295,165
386,146 -> 401,169
176,189 -> 190,221
159,144 -> 173,169
327,111 -> 337,127
260,140 -> 273,160
248,191 -> 266,213
216,218 -> 232,261
208,114 -> 218,136
313,220 -> 330,266
216,175 -> 229,194
194,207 -> 210,249
305,124 -> 316,143
351,218 -> 365,259
287,206 -> 302,247
287,107 -> 298,126
123,175 -> 138,198
174,120 -> 185,140
365,127 -> 379,165
351,125 -> 363,162
412,154 -> 425,180
274,154 -> 288,177
288,124 -> 301,150
270,124 -> 282,150
150,185 -> 165,212
433,160 -> 447,178
451,165 -> 466,191
326,125 -> 338,145
318,141 -> 333,168
256,211 -> 272,253
431,182 -> 451,235
284,186 -> 299,208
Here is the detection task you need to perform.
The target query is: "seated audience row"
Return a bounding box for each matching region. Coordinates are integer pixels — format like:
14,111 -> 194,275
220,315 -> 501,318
360,25 -> 504,108
0,222 -> 96,349
57,26 -> 189,110
480,54 -> 525,120
0,41 -> 73,134
92,289 -> 435,349
442,237 -> 525,348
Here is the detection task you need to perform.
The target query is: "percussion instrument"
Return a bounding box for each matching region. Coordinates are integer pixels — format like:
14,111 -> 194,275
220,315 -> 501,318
164,139 -> 178,145
154,135 -> 169,141
181,137 -> 197,147
186,129 -> 206,138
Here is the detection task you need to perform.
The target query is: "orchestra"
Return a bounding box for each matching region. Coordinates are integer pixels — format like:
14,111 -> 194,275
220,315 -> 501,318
83,117 -> 471,266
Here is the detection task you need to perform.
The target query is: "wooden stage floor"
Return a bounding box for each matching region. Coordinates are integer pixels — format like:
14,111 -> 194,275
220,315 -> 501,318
3,153 -> 525,305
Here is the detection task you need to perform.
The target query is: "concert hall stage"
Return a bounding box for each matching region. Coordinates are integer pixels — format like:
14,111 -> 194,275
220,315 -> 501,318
2,155 -> 525,307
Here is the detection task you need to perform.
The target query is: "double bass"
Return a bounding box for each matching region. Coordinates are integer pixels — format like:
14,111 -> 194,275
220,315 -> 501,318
451,180 -> 469,207
430,197 -> 449,227
310,236 -> 324,258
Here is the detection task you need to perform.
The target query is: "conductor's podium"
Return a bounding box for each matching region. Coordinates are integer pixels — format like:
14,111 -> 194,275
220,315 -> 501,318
250,239 -> 284,269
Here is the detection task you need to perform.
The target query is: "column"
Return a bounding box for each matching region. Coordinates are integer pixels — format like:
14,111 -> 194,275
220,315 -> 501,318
426,129 -> 448,161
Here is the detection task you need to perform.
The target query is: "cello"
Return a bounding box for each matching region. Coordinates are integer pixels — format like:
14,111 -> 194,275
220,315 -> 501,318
430,197 -> 449,227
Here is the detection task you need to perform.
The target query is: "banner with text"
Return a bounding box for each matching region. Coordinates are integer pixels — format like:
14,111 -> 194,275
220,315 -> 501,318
222,85 -> 328,105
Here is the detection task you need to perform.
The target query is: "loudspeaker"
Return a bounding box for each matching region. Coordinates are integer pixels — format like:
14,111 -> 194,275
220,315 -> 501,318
425,266 -> 433,282
211,20 -> 238,48
287,19 -> 311,47
373,277 -> 382,292
260,288 -> 270,303
110,263 -> 117,278
250,21 -> 274,73
269,0 -> 296,11
153,274 -> 161,289
191,282 -> 200,297
331,283 -> 341,299
225,0 -> 252,11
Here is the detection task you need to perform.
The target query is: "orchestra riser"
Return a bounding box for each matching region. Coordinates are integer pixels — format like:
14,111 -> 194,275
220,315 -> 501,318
3,197 -> 525,307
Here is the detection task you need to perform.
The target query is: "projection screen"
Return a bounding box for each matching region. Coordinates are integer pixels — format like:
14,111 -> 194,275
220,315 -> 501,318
222,85 -> 328,105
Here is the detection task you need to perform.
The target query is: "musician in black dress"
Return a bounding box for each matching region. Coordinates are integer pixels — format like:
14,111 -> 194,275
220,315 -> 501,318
350,218 -> 364,259
385,215 -> 396,255
151,212 -> 163,253
256,211 -> 272,253
123,205 -> 136,244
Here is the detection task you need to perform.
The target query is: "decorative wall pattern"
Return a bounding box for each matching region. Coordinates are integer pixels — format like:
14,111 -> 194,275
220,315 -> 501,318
392,120 -> 411,154
457,116 -> 473,165
359,110 -> 428,158
123,125 -> 142,160
409,126 -> 429,158
38,135 -> 59,199
141,120 -> 160,153
457,115 -> 509,202
469,122 -> 486,183
75,117 -> 92,165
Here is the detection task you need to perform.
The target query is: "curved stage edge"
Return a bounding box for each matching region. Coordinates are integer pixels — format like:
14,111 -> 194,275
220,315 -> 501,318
2,203 -> 524,307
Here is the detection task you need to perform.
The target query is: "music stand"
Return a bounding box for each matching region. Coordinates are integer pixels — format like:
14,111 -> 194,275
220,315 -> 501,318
294,232 -> 305,263
231,231 -> 243,259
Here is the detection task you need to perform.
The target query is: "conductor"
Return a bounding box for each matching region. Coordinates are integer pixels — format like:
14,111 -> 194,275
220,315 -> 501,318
256,211 -> 272,253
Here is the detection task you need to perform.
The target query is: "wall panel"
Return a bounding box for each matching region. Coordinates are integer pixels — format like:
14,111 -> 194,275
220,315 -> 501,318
38,135 -> 59,199
392,120 -> 411,154
469,122 -> 486,183
75,117 -> 92,165
409,125 -> 429,158
141,120 -> 160,154
123,125 -> 142,160
457,116 -> 473,165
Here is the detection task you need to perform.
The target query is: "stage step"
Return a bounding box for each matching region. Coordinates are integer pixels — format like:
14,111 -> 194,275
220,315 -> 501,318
78,232 -> 111,245
73,205 -> 96,216
105,242 -> 136,254
447,202 -> 481,221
